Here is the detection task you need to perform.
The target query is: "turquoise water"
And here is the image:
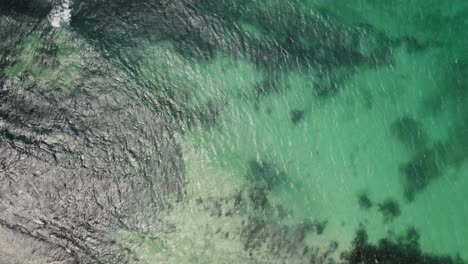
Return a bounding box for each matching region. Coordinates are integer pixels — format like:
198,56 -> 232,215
116,1 -> 468,262
1,0 -> 468,263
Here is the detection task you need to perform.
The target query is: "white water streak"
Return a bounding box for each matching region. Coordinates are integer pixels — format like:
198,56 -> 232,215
48,0 -> 72,28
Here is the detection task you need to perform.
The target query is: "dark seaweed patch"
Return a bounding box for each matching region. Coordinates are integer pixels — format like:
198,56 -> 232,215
391,116 -> 427,151
345,228 -> 464,264
378,199 -> 401,223
402,143 -> 449,201
0,24 -> 186,263
401,123 -> 468,202
190,0 -> 247,23
248,185 -> 269,210
398,59 -> 468,201
401,36 -> 431,53
290,109 -> 305,125
255,77 -> 281,100
241,216 -> 330,261
366,44 -> 394,67
241,217 -> 268,250
312,68 -> 353,97
71,0 -> 396,95
239,6 -> 372,72
247,160 -> 288,191
357,192 -> 372,210
173,34 -> 217,62
105,4 -> 400,96
0,0 -> 52,18
361,89 -> 374,110
313,220 -> 328,235
197,192 -> 330,261
400,227 -> 421,247
186,101 -> 223,129
35,40 -> 60,69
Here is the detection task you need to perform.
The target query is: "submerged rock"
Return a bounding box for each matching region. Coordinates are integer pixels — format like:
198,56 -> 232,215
346,228 -> 465,264
239,215 -> 332,262
0,0 -> 52,18
378,199 -> 401,223
391,116 -> 427,151
35,39 -> 60,68
248,185 -> 269,211
0,12 -> 185,263
401,143 -> 448,201
357,192 -> 373,210
290,109 -> 305,125
247,160 -> 288,191
0,73 -> 186,263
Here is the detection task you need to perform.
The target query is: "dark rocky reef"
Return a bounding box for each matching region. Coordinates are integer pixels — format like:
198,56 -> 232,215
0,0 -> 52,18
240,216 -> 332,262
184,100 -> 224,130
391,116 -> 427,151
247,159 -> 288,191
69,0 -> 398,102
1,12 -> 185,264
248,185 -> 269,211
290,109 -> 305,125
255,76 -> 282,101
0,73 -> 185,263
357,192 -> 373,210
193,189 -> 332,263
401,143 -> 448,201
401,58 -> 468,202
377,199 -> 401,223
70,0 -> 223,60
35,38 -> 60,69
345,228 -> 465,264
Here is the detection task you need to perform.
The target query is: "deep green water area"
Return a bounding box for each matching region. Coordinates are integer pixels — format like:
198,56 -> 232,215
1,0 -> 468,263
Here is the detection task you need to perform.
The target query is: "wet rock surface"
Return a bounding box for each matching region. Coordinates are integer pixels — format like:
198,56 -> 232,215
357,192 -> 373,210
377,199 -> 401,223
192,191 -> 334,263
345,228 -> 464,264
2,1 -> 468,263
1,7 -> 185,264
0,72 -> 185,263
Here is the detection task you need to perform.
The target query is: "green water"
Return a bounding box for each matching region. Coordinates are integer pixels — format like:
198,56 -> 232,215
2,0 -> 468,263
113,1 -> 468,262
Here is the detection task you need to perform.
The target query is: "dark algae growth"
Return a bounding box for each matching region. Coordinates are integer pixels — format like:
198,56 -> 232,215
357,192 -> 373,210
290,109 -> 305,125
1,0 -> 468,263
346,228 -> 464,264
377,199 -> 401,223
247,159 -> 289,191
391,116 -> 427,151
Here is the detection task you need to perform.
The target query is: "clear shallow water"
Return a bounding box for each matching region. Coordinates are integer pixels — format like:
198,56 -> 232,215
1,0 -> 468,263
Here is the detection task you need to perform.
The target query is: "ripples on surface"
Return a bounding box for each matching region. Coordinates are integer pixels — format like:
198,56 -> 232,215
1,0 -> 468,263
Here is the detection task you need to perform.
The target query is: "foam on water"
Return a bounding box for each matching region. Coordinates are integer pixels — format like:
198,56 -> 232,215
48,0 -> 72,28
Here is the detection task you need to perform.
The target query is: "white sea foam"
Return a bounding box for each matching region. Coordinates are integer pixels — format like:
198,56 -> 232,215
48,0 -> 72,28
